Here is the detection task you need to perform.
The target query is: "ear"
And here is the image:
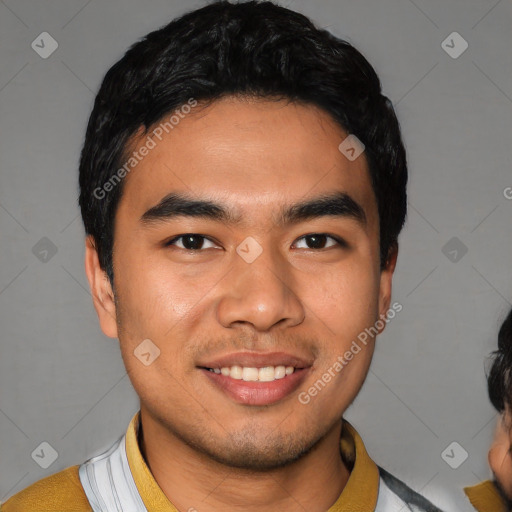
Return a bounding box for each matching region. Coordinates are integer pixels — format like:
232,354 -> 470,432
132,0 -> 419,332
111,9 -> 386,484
488,408 -> 512,498
84,235 -> 118,338
377,242 -> 398,333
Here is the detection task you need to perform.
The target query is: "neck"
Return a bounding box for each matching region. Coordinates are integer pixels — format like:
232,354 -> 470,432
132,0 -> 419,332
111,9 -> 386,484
138,410 -> 350,512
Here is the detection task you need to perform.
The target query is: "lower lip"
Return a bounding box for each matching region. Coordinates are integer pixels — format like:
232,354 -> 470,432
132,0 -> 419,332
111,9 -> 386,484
200,368 -> 310,406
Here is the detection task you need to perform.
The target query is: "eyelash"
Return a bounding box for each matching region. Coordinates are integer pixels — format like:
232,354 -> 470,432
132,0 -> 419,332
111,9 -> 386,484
164,233 -> 347,251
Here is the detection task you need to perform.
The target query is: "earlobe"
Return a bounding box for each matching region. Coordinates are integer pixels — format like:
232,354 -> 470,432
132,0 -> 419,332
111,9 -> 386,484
377,243 -> 398,332
84,235 -> 118,338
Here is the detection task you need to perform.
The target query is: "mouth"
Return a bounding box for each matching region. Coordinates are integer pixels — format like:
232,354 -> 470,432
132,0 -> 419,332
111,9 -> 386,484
197,352 -> 313,406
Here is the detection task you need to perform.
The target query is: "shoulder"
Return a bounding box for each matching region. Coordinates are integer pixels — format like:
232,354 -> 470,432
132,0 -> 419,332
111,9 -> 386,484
0,465 -> 92,512
377,466 -> 445,512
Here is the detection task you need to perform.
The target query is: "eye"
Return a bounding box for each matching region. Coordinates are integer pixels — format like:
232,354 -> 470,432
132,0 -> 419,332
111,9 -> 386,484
165,234 -> 218,251
294,233 -> 345,250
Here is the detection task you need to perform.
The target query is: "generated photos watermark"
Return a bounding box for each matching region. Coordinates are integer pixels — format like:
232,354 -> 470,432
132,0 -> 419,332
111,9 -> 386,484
298,301 -> 403,405
93,98 -> 198,200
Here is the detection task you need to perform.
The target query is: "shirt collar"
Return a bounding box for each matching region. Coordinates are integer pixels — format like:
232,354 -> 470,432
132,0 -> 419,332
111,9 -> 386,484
124,411 -> 380,511
464,480 -> 508,512
328,419 -> 380,511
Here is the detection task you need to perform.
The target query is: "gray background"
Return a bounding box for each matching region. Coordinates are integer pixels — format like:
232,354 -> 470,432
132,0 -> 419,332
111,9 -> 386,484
1,0 -> 511,510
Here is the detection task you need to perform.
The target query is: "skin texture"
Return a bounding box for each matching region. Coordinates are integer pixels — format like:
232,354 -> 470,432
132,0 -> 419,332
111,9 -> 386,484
85,96 -> 397,512
489,408 -> 512,503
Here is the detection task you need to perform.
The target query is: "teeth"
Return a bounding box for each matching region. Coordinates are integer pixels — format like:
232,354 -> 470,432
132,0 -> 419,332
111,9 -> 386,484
274,366 -> 286,379
242,367 -> 259,381
258,366 -> 276,382
207,365 -> 297,381
230,365 -> 243,380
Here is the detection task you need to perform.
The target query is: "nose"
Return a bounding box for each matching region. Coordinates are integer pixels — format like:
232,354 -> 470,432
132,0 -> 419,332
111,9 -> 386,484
216,242 -> 305,332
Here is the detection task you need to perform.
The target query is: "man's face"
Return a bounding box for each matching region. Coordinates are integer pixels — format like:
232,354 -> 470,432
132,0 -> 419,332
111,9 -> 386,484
86,96 -> 395,470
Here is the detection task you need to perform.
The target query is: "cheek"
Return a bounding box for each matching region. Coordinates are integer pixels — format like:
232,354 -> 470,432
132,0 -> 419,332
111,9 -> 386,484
306,266 -> 379,383
113,249 -> 215,372
313,260 -> 380,331
116,247 -> 199,325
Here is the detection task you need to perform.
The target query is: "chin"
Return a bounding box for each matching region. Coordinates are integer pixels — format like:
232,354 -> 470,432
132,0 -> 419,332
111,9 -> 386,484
196,437 -> 317,471
176,420 -> 329,472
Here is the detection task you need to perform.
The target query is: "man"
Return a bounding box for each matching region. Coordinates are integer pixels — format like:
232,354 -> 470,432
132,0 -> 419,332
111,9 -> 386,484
1,1 -> 444,510
465,308 -> 512,512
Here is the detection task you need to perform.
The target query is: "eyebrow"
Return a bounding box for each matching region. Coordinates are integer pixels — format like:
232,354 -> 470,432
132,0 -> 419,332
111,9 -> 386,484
140,191 -> 366,227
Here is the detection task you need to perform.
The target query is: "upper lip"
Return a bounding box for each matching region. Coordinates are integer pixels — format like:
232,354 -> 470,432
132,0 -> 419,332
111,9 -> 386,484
198,351 -> 313,369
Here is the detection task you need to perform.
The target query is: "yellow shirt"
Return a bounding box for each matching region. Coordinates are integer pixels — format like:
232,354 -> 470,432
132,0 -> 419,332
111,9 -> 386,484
1,412 -> 380,511
464,480 -> 507,512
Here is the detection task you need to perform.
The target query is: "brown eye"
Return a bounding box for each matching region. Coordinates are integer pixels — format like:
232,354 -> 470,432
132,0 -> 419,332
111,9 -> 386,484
294,234 -> 344,250
166,234 -> 217,251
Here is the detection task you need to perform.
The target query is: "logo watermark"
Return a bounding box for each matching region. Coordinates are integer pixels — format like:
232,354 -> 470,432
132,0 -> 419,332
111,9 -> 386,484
93,98 -> 198,200
298,301 -> 403,405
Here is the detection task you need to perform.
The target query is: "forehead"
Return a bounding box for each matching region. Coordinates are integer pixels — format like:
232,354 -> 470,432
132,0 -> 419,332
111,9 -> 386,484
116,96 -> 377,228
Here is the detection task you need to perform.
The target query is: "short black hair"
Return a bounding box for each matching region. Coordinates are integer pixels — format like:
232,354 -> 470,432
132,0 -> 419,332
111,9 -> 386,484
79,0 -> 408,286
488,308 -> 512,412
